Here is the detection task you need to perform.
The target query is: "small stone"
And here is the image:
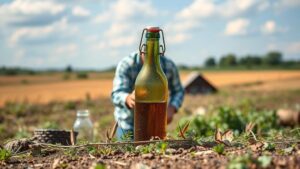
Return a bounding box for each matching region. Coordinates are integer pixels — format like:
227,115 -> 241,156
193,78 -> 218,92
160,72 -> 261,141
277,159 -> 287,166
135,145 -> 143,151
189,146 -> 196,152
52,158 -> 60,169
130,162 -> 150,169
124,152 -> 130,158
176,148 -> 184,154
166,148 -> 176,155
142,153 -> 154,159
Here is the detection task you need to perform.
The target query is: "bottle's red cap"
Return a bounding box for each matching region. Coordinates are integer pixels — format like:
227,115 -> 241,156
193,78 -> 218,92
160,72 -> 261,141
147,26 -> 160,33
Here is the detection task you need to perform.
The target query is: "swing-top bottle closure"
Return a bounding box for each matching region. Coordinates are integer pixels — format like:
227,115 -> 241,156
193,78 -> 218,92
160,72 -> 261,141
139,26 -> 166,56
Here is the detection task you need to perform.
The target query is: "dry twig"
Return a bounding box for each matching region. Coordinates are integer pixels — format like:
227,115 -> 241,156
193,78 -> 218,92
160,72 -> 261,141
70,129 -> 75,146
178,121 -> 190,139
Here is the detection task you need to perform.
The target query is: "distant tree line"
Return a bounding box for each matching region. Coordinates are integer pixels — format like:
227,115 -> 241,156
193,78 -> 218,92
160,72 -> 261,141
0,67 -> 36,76
0,64 -> 116,77
203,51 -> 300,69
1,51 -> 299,76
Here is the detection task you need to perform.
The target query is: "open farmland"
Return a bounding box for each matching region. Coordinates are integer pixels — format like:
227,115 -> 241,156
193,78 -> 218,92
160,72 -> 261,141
0,70 -> 299,106
1,70 -> 300,169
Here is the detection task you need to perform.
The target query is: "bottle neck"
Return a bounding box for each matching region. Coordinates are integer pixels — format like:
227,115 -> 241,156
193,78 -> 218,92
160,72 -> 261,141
144,38 -> 160,69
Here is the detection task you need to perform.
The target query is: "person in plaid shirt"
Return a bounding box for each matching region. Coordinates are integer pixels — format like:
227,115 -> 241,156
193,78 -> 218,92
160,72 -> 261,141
111,51 -> 184,140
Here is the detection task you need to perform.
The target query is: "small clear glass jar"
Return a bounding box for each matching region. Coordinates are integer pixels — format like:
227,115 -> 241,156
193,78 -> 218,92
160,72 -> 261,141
73,110 -> 93,142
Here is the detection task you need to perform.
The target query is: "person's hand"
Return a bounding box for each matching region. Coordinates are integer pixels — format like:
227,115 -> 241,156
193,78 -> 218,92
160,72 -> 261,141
125,91 -> 135,109
167,105 -> 176,124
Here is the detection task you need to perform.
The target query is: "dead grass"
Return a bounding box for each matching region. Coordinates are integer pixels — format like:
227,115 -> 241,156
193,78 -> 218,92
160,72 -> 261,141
0,79 -> 112,106
181,70 -> 300,87
0,70 -> 299,107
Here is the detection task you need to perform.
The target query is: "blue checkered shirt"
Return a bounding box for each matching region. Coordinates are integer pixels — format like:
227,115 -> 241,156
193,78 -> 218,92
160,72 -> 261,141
111,52 -> 185,130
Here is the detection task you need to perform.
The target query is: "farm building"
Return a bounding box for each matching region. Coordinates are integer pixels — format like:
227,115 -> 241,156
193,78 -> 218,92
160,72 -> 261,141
183,72 -> 217,94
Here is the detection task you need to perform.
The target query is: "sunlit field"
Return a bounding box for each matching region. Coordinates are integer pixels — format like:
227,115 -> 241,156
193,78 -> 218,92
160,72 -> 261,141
1,70 -> 299,106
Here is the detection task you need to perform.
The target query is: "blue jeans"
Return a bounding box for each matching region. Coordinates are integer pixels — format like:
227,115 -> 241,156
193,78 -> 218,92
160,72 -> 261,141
116,127 -> 133,141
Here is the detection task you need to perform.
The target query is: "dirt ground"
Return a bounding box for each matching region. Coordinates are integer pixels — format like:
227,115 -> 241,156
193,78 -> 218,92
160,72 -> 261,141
1,144 -> 300,169
0,70 -> 299,106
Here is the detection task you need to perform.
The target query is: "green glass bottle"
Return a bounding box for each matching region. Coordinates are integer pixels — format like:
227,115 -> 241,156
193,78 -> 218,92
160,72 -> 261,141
134,27 -> 168,141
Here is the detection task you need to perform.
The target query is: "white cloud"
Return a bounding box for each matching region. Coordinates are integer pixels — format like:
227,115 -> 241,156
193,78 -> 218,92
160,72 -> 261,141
168,33 -> 191,44
267,41 -> 300,55
55,43 -> 78,55
257,1 -> 270,11
93,0 -> 157,24
176,0 -> 215,20
164,0 -> 215,45
261,20 -> 276,34
286,42 -> 300,54
93,12 -> 110,24
276,0 -> 300,7
111,0 -> 157,20
72,6 -> 90,17
104,22 -> 131,38
165,20 -> 200,35
164,0 -> 263,44
1,0 -> 65,15
93,34 -> 136,50
9,18 -> 78,45
109,35 -> 136,48
267,43 -> 278,51
175,0 -> 261,20
219,0 -> 258,17
98,21 -> 137,50
0,0 -> 65,26
91,0 -> 157,55
261,20 -> 288,35
225,18 -> 250,36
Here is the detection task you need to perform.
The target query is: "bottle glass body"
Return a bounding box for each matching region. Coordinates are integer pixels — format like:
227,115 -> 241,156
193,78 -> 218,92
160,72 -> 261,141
134,30 -> 168,141
73,110 -> 93,142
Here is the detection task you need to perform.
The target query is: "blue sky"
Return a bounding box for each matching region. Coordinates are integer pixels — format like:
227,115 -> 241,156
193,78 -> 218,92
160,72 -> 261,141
0,0 -> 300,69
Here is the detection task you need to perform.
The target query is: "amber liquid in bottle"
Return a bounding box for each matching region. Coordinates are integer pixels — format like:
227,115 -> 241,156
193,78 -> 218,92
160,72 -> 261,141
134,102 -> 167,140
134,27 -> 168,141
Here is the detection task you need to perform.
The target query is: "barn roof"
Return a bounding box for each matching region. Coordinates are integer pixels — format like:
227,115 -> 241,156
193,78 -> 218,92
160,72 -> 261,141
182,71 -> 217,94
182,71 -> 201,88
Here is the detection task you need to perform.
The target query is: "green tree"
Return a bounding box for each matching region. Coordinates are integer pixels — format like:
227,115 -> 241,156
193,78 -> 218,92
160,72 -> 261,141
220,54 -> 237,67
204,57 -> 216,67
65,65 -> 73,73
239,55 -> 262,68
263,51 -> 282,65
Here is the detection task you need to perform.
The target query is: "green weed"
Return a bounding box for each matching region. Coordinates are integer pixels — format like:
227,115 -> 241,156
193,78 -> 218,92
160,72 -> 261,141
155,142 -> 168,154
14,128 -> 31,139
0,148 -> 11,162
258,156 -> 272,168
40,121 -> 60,129
213,144 -> 225,155
181,106 -> 280,138
63,147 -> 79,158
93,163 -> 106,169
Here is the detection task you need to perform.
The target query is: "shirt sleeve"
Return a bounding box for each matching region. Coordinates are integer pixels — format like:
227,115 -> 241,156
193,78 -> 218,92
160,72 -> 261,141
111,60 -> 132,108
168,61 -> 185,111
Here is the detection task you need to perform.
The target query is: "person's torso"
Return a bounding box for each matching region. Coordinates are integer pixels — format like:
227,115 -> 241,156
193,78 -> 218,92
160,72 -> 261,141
125,52 -> 173,93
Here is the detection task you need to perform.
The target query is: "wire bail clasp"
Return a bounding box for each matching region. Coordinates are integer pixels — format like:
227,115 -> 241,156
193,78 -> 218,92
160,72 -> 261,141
138,27 -> 166,56
138,28 -> 147,56
159,28 -> 166,56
